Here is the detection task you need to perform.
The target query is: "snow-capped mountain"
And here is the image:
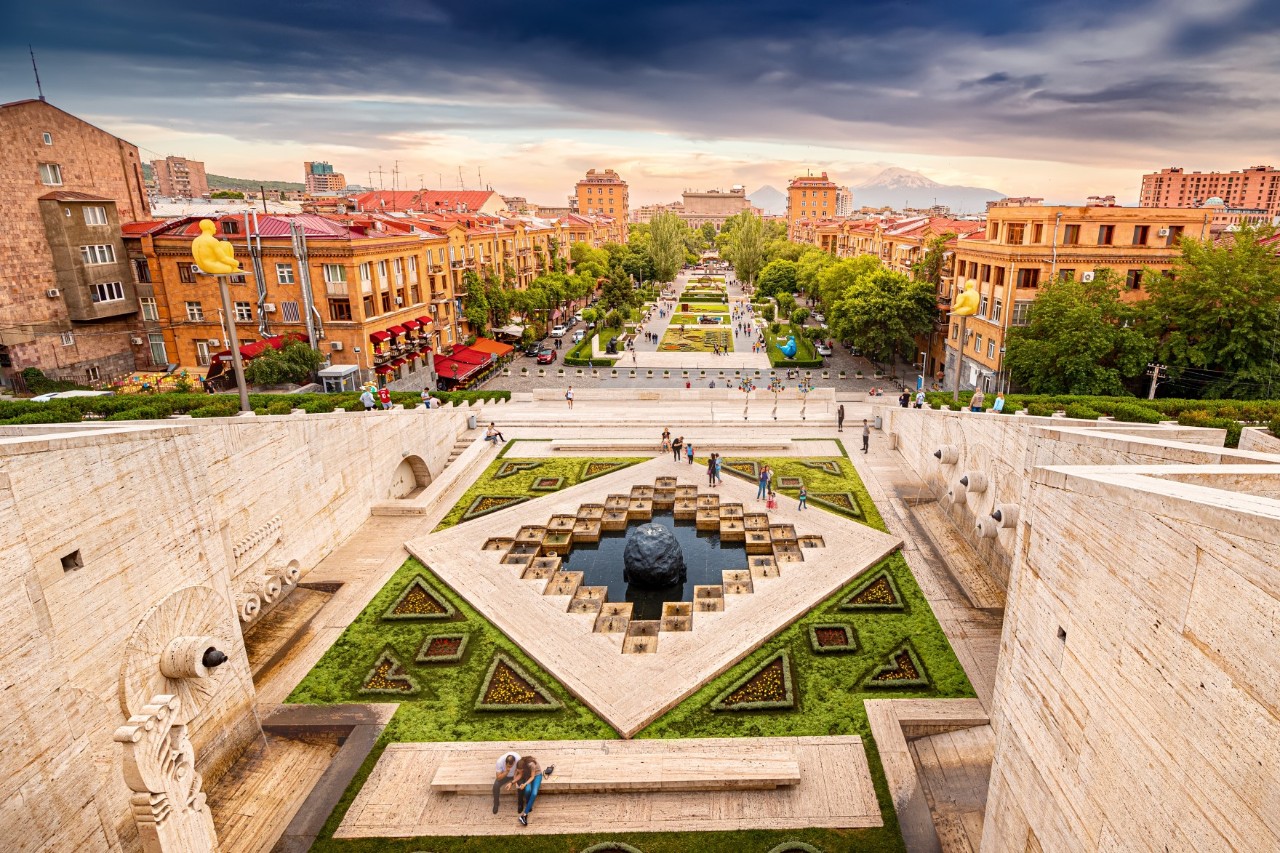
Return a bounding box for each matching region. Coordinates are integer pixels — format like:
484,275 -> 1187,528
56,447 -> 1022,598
854,167 -> 1004,214
747,185 -> 787,216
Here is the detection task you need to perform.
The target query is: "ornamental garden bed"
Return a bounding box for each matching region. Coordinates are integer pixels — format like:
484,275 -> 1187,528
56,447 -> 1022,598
710,651 -> 795,711
475,653 -> 563,711
839,569 -> 905,612
460,494 -> 531,522
415,633 -> 470,663
382,575 -> 458,620
807,623 -> 859,654
529,476 -> 565,492
359,647 -> 420,696
862,642 -> 931,689
807,492 -> 863,519
495,460 -> 541,479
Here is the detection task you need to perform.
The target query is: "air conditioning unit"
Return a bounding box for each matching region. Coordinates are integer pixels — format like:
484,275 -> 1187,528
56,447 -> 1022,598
190,264 -> 202,275
1156,228 -> 1170,237
330,341 -> 344,351
207,339 -> 222,347
130,336 -> 144,345
395,297 -> 404,305
1080,271 -> 1096,282
263,303 -> 277,312
46,288 -> 60,298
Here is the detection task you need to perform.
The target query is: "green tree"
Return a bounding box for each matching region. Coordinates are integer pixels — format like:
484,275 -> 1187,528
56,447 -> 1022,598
829,269 -> 936,367
813,254 -> 879,313
1144,224 -> 1280,398
242,339 -> 325,386
648,212 -> 687,283
912,233 -> 953,290
791,307 -> 810,325
723,212 -> 766,284
601,263 -> 635,312
776,292 -> 796,317
1005,270 -> 1153,395
211,190 -> 245,199
797,248 -> 840,304
756,259 -> 798,299
461,270 -> 489,332
700,222 -> 717,245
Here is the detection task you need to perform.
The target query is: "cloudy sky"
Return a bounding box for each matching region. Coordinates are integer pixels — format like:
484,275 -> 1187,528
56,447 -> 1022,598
3,0 -> 1277,205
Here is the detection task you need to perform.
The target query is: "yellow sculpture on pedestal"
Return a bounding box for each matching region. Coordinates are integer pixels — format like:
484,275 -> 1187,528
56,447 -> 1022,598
951,279 -> 979,316
191,219 -> 242,275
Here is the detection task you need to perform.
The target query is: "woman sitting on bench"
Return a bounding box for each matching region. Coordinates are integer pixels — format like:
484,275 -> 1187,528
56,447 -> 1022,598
485,423 -> 506,444
509,755 -> 554,826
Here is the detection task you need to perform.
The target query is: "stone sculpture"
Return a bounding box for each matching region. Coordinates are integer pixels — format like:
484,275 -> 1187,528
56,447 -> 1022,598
622,523 -> 687,589
114,694 -> 218,853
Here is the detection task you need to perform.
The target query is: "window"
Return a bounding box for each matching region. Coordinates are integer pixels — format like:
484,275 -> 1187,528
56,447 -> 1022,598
381,292 -> 392,313
221,220 -> 239,235
228,273 -> 247,284
60,550 -> 83,572
988,340 -> 996,359
85,365 -> 100,382
394,258 -> 404,285
362,295 -> 375,317
993,266 -> 1006,288
42,132 -> 53,145
276,263 -> 295,284
60,331 -> 75,346
1126,269 -> 1144,290
1166,225 -> 1185,246
952,324 -> 959,339
83,206 -> 108,226
281,301 -> 300,323
140,296 -> 159,321
979,295 -> 989,317
1058,269 -> 1076,281
179,263 -> 195,284
1032,223 -> 1044,243
90,281 -> 124,303
234,301 -> 253,322
408,255 -> 418,282
410,284 -> 420,304
329,298 -> 352,321
1011,300 -> 1033,326
1133,225 -> 1150,245
195,341 -> 211,366
378,260 -> 388,284
39,163 -> 63,185
148,333 -> 167,364
974,333 -> 983,353
992,298 -> 1002,323
1062,224 -> 1080,245
133,258 -> 151,283
1098,224 -> 1115,245
185,301 -> 204,321
80,244 -> 116,265
1006,223 -> 1025,244
1016,268 -> 1040,288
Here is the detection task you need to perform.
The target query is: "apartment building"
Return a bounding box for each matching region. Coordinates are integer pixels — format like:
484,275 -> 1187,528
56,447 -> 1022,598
303,161 -> 346,194
680,187 -> 750,230
942,202 -> 1210,392
1141,165 -> 1280,218
786,172 -> 839,235
150,155 -> 209,198
574,169 -> 629,241
0,98 -> 153,388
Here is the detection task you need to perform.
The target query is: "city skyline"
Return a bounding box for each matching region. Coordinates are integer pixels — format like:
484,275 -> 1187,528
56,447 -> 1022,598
3,0 -> 1277,205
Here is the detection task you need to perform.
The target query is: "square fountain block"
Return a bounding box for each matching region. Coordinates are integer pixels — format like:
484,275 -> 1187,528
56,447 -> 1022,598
503,553 -> 535,569
660,601 -> 693,632
769,524 -> 798,542
675,485 -> 699,498
516,526 -> 547,544
531,555 -> 562,573
547,515 -> 577,532
630,485 -> 655,500
745,531 -> 774,555
695,508 -> 722,530
655,477 -> 678,489
622,620 -> 660,654
723,570 -> 754,595
719,519 -> 746,541
674,498 -> 699,520
483,537 -> 515,551
572,518 -> 601,543
627,498 -> 654,520
594,602 -> 633,633
508,542 -> 541,557
521,563 -> 555,580
576,503 -> 605,520
718,503 -> 745,519
601,510 -> 629,531
744,513 -> 771,531
693,585 -> 725,612
749,555 -> 780,579
573,585 -> 608,603
605,494 -> 631,510
696,494 -> 721,510
544,571 -> 583,597
799,535 -> 826,549
541,531 -> 573,554
652,489 -> 676,509
773,542 -> 804,563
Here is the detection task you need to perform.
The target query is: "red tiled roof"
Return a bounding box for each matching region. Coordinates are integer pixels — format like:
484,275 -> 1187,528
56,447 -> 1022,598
354,189 -> 500,213
120,220 -> 173,236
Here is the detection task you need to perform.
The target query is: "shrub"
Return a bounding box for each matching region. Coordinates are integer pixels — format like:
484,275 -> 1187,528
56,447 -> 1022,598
266,400 -> 293,416
20,367 -> 84,395
1271,417 -> 1280,438
1025,402 -> 1056,417
1064,403 -> 1102,420
1110,402 -> 1164,424
242,339 -> 326,386
189,403 -> 239,418
761,304 -> 776,322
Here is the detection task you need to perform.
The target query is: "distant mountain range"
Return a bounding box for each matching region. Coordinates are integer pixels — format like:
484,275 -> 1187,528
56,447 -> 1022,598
854,167 -> 1003,214
141,163 -> 305,193
748,185 -> 787,216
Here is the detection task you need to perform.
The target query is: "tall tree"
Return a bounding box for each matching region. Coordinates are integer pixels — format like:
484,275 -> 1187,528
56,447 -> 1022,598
1004,270 -> 1153,395
1144,225 -> 1280,398
813,254 -> 878,312
648,212 -> 687,282
829,268 -> 936,367
725,212 -> 766,284
756,259 -> 798,299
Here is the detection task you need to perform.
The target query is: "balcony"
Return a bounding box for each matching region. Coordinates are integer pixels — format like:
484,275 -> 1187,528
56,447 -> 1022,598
449,260 -> 465,270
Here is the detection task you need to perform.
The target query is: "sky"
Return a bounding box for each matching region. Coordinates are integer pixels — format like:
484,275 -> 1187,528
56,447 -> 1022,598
3,0 -> 1278,206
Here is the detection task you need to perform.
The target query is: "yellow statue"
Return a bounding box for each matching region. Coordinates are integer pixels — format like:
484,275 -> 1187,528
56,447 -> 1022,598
192,219 -> 242,275
951,279 -> 979,316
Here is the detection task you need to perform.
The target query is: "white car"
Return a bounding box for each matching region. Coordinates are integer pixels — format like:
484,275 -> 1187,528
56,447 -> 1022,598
812,313 -> 826,324
551,325 -> 567,338
815,342 -> 833,357
572,330 -> 585,343
573,312 -> 583,324
30,390 -> 114,402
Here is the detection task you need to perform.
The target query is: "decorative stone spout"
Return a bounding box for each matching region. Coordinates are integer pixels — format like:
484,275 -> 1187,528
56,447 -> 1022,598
622,523 -> 687,589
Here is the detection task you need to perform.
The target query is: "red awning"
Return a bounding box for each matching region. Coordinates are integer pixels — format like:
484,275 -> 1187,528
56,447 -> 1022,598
370,330 -> 391,343
447,345 -> 490,365
388,325 -> 406,336
390,358 -> 407,368
210,332 -> 308,367
416,316 -> 433,326
402,319 -> 420,330
375,364 -> 393,374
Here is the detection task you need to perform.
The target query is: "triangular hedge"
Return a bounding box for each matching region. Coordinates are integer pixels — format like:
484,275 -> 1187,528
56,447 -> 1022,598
358,647 -> 419,695
801,459 -> 843,475
710,650 -> 795,711
383,575 -> 457,620
474,653 -> 563,711
461,494 -> 531,521
721,459 -> 761,482
580,460 -> 631,482
861,642 -> 930,690
838,569 -> 904,612
495,460 -> 541,479
808,492 -> 863,518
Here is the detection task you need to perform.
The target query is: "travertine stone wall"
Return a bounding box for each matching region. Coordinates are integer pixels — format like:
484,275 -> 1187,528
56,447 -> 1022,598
983,465 -> 1280,851
0,406 -> 465,850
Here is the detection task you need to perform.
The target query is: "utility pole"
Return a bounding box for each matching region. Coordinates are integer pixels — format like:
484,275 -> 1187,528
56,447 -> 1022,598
215,275 -> 251,412
1146,363 -> 1165,399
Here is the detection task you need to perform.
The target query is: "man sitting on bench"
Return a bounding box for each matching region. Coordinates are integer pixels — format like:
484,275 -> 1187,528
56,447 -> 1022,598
492,751 -> 520,814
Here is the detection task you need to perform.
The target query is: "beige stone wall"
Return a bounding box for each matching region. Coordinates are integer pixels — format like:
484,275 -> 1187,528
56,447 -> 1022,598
983,465 -> 1280,851
0,405 -> 466,850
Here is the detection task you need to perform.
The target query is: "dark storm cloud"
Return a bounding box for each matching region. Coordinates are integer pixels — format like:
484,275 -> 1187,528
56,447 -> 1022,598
3,0 -> 1277,160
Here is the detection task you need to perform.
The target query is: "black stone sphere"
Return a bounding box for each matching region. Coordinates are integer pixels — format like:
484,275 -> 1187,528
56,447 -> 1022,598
622,523 -> 687,589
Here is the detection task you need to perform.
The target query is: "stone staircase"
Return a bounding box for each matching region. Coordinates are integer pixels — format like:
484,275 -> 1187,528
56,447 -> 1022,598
444,437 -> 473,468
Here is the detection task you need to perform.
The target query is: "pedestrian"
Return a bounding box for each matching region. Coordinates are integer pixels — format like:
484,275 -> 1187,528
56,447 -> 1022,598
993,392 -> 1006,413
493,750 -> 521,814
360,387 -> 376,412
766,485 -> 778,510
756,465 -> 769,500
554,337 -> 560,350
565,386 -> 574,409
421,387 -> 432,408
707,453 -> 717,487
714,453 -> 723,486
898,390 -> 910,408
915,389 -> 926,409
969,388 -> 985,413
862,419 -> 870,454
837,403 -> 845,432
672,435 -> 684,462
485,422 -> 506,443
686,441 -> 695,465
661,427 -> 671,453
512,756 -> 555,827
378,386 -> 392,410
798,484 -> 808,510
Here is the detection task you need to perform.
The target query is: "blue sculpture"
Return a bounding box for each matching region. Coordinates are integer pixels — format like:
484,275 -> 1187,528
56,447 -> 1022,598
776,335 -> 797,358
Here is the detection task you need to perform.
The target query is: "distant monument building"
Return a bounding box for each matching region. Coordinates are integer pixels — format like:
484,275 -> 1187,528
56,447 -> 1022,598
679,187 -> 750,230
304,160 -> 346,194
150,155 -> 209,198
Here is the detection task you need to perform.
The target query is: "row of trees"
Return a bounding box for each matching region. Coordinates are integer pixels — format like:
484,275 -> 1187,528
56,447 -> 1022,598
1006,225 -> 1280,399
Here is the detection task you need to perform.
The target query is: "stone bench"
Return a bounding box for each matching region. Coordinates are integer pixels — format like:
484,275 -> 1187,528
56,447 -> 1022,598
429,751 -> 801,794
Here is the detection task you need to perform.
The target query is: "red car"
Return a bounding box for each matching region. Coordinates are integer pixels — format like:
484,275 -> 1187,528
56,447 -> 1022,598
536,347 -> 557,364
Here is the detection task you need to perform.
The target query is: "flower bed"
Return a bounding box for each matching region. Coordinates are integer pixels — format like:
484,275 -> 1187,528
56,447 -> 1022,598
839,570 -> 904,612
383,575 -> 458,620
415,633 -> 470,663
801,459 -> 842,475
862,643 -> 931,689
358,648 -> 420,695
495,460 -> 541,479
581,460 -> 630,481
807,623 -> 859,654
777,476 -> 803,489
459,494 -> 531,522
529,476 -> 565,492
721,460 -> 760,481
807,492 -> 863,519
710,651 -> 795,711
475,653 -> 562,711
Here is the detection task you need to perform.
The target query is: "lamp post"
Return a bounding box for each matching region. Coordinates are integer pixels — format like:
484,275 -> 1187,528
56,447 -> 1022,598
767,375 -> 784,420
739,376 -> 755,420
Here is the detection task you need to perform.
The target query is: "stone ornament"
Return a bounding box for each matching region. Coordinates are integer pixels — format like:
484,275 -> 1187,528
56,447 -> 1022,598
235,593 -> 261,623
232,515 -> 282,570
113,693 -> 218,853
991,504 -> 1020,528
622,522 -> 687,589
237,562 -> 301,624
945,480 -> 968,507
975,516 -> 1001,539
960,471 -> 989,493
933,445 -> 959,465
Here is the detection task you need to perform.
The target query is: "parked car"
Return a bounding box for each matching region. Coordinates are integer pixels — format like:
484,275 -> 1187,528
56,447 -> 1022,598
536,347 -> 557,364
815,341 -> 833,357
521,342 -> 542,357
573,311 -> 583,324
572,330 -> 586,343
551,324 -> 567,338
812,313 -> 826,325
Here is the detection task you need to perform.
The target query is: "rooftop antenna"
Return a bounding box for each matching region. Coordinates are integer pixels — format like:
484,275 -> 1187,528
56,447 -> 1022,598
29,46 -> 45,101
457,166 -> 464,190
438,172 -> 443,189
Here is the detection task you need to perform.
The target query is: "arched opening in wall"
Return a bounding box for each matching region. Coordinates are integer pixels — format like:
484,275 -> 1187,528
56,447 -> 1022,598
390,455 -> 431,499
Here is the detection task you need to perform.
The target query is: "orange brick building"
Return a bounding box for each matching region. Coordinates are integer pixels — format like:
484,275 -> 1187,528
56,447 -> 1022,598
786,172 -> 839,235
1140,165 -> 1280,218
574,169 -> 629,242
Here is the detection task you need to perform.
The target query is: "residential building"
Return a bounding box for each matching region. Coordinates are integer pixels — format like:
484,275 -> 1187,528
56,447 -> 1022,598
303,161 -> 346,194
835,186 -> 854,217
150,155 -> 209,198
353,189 -> 508,216
1140,165 -> 1280,218
501,196 -> 532,214
786,172 -> 839,235
0,98 -> 152,389
942,201 -> 1211,392
631,201 -> 683,224
574,169 -> 629,241
680,187 -> 750,230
